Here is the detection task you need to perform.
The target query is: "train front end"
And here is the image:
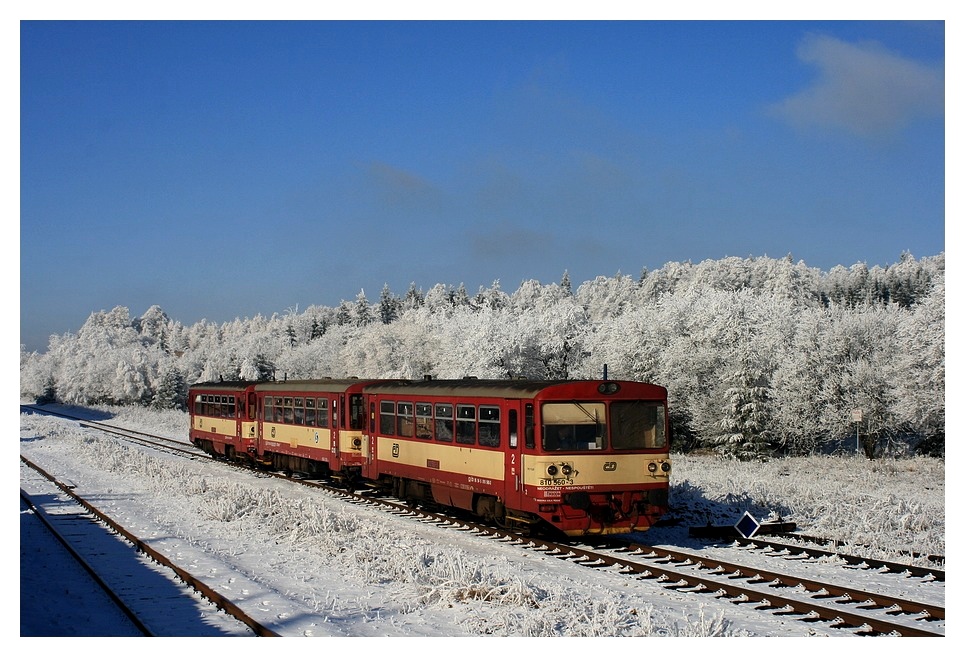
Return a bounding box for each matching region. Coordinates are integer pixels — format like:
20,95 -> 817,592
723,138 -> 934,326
523,381 -> 671,537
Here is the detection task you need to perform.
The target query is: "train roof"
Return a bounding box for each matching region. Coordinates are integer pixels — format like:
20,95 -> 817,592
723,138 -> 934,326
361,378 -> 666,400
189,380 -> 257,391
252,378 -> 383,393
191,378 -> 666,399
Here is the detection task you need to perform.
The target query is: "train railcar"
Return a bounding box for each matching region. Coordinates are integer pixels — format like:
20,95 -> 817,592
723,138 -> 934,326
250,379 -> 380,486
361,378 -> 671,537
188,381 -> 258,461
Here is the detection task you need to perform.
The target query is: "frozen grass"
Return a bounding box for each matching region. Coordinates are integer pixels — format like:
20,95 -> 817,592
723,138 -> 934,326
668,453 -> 945,564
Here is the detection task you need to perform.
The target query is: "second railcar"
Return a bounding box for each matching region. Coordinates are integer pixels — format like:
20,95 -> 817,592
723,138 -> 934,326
251,379 -> 379,487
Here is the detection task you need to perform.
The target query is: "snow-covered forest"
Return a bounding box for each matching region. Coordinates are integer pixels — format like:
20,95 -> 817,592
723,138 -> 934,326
19,253 -> 945,458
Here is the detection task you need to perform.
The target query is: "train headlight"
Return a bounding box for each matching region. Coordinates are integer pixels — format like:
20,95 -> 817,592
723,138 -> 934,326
547,464 -> 559,477
661,462 -> 671,472
648,462 -> 658,473
597,382 -> 621,395
352,438 -> 362,448
561,464 -> 572,476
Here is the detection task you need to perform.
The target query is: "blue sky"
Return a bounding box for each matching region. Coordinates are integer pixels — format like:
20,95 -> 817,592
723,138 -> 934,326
20,20 -> 945,353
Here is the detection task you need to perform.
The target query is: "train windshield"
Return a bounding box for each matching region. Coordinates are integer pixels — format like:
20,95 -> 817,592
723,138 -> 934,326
541,400 -> 667,451
610,400 -> 666,449
541,402 -> 606,451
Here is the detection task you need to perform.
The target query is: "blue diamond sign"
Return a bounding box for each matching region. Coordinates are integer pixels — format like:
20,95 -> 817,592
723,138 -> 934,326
735,511 -> 761,538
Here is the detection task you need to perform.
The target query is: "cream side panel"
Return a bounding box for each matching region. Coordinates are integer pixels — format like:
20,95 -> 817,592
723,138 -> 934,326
523,454 -> 670,487
193,417 -> 237,436
263,423 -> 332,449
377,437 -> 505,482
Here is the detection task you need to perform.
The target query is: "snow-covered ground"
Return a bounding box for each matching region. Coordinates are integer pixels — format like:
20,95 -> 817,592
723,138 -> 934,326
20,403 -> 945,640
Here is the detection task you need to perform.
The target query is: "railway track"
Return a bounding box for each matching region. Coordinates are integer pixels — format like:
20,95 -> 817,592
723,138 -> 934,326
20,490 -> 150,636
22,404 -> 204,456
21,405 -> 945,637
328,498 -> 945,637
727,535 -> 944,581
21,455 -> 272,637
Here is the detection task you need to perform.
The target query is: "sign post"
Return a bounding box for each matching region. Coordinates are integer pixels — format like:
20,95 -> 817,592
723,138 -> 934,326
852,409 -> 863,453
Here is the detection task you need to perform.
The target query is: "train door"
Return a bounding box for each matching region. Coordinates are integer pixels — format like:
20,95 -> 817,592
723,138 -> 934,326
502,401 -> 524,511
330,394 -> 339,458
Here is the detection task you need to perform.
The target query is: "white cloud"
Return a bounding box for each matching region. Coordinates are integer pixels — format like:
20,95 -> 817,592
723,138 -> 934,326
770,34 -> 944,139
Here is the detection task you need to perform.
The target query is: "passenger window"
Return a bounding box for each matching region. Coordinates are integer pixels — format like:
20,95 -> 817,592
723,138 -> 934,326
478,406 -> 500,447
317,398 -> 329,428
305,397 -> 316,427
435,403 -> 453,442
380,400 -> 396,435
398,402 -> 414,437
294,397 -> 305,425
416,403 -> 433,439
456,404 -> 476,445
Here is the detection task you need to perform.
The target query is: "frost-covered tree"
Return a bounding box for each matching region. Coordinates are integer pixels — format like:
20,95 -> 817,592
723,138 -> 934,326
708,360 -> 772,458
152,364 -> 187,410
379,283 -> 400,324
451,283 -> 471,307
892,280 -> 945,454
342,311 -> 440,378
770,303 -> 904,457
576,274 -> 638,321
402,282 -> 425,312
561,270 -> 572,295
354,290 -> 373,327
335,301 -> 352,326
309,315 -> 327,341
36,376 -> 58,405
134,305 -> 172,351
580,303 -> 662,383
239,353 -> 276,381
474,280 -> 509,310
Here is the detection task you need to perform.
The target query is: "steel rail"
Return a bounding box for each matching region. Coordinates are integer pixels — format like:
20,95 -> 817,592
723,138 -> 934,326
22,404 -> 204,455
778,531 -> 945,563
616,541 -> 944,621
733,535 -> 945,581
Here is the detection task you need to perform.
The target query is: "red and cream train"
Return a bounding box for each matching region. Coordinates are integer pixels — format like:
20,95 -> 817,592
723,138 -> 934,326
188,377 -> 671,537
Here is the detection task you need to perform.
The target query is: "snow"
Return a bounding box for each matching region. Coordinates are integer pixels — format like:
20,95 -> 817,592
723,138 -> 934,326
20,403 -> 946,643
